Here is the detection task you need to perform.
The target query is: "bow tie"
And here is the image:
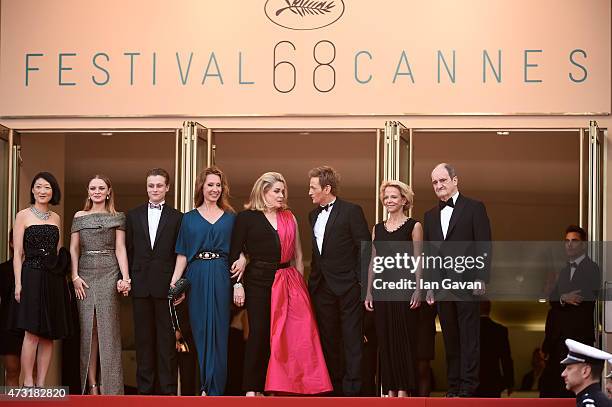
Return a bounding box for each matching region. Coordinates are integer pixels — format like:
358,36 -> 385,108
568,262 -> 577,269
439,198 -> 455,210
318,203 -> 334,214
149,202 -> 163,210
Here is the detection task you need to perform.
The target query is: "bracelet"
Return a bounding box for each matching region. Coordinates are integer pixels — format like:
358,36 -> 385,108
72,276 -> 81,282
233,282 -> 243,289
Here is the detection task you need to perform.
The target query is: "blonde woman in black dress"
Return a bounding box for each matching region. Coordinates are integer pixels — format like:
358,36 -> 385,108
70,175 -> 130,394
364,180 -> 423,397
13,172 -> 72,387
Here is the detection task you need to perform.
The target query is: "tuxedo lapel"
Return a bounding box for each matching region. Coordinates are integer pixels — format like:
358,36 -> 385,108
152,206 -> 170,250
139,204 -> 152,251
321,200 -> 340,255
445,194 -> 466,240
431,207 -> 444,241
309,209 -> 321,256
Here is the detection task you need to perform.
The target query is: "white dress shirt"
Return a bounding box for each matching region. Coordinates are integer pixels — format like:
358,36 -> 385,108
440,191 -> 459,239
569,253 -> 585,280
148,201 -> 164,249
314,199 -> 336,254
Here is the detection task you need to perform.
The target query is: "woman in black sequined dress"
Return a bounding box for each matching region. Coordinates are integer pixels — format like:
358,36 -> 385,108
13,172 -> 72,387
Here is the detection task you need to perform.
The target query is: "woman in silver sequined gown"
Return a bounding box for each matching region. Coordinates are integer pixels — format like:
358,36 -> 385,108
69,175 -> 130,395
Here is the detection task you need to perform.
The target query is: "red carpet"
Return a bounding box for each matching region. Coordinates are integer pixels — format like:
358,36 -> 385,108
1,396 -> 575,406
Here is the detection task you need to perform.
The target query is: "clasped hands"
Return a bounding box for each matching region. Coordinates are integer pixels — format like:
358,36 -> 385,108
116,279 -> 131,297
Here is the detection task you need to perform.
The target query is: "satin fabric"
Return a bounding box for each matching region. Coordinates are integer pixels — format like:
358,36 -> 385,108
265,210 -> 333,394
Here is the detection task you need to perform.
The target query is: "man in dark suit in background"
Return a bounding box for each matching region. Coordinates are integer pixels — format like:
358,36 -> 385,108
423,162 -> 492,397
476,300 -> 514,397
540,225 -> 601,398
307,166 -> 370,396
126,168 -> 183,395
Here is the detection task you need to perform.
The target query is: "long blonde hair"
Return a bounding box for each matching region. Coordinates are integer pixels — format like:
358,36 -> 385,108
83,175 -> 118,215
244,172 -> 288,211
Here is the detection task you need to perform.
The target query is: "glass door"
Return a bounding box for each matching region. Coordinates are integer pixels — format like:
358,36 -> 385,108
586,121 -> 603,243
177,121 -> 214,213
1,127 -> 20,260
584,121 -> 609,340
376,121 -> 411,223
0,126 -> 9,261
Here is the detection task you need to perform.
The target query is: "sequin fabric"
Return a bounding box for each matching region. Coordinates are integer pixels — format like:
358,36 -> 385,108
22,224 -> 59,269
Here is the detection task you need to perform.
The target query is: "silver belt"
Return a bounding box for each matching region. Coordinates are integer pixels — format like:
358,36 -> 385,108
83,250 -> 113,255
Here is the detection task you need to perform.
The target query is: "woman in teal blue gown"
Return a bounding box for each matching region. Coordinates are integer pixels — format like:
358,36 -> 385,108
171,167 -> 245,396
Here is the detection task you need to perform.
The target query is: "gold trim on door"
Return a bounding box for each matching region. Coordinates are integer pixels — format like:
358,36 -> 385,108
377,121 -> 411,223
178,121 -> 214,213
6,129 -> 21,257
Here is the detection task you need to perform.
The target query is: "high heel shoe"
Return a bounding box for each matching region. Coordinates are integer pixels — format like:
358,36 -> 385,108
88,383 -> 100,395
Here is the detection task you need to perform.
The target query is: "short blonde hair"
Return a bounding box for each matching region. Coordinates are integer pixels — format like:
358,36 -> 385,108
380,180 -> 414,215
244,172 -> 288,211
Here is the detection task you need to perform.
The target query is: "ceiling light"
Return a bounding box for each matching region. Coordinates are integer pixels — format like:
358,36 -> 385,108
101,132 -> 113,136
496,131 -> 510,136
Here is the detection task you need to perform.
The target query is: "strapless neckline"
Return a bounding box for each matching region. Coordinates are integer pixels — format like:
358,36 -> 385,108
25,224 -> 59,231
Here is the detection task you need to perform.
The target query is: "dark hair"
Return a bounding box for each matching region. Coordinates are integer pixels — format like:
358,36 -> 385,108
30,172 -> 61,205
565,225 -> 587,241
146,168 -> 170,186
308,166 -> 340,195
589,362 -> 604,380
479,300 -> 491,316
444,163 -> 458,179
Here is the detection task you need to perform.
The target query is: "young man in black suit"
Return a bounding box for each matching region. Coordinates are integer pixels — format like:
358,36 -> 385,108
126,168 -> 183,395
307,166 -> 371,396
423,163 -> 491,397
540,225 -> 601,398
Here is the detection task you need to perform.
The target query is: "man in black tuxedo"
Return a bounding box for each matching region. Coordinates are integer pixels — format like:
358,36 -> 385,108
126,168 -> 183,395
423,163 -> 491,397
307,166 -> 370,396
476,300 -> 514,397
540,225 -> 601,398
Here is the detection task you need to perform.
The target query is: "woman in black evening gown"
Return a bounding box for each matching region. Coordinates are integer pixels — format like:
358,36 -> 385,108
13,172 -> 72,387
229,172 -> 289,396
364,180 -> 423,397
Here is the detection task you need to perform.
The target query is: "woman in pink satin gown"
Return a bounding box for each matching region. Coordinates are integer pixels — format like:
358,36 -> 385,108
230,172 -> 332,396
265,197 -> 332,394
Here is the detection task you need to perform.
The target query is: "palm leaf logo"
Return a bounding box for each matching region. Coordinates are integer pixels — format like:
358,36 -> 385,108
276,0 -> 335,17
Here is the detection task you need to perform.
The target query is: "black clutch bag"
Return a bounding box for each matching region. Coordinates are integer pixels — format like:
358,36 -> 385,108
168,278 -> 191,300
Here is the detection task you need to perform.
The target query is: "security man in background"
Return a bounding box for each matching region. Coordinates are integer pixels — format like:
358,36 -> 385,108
561,338 -> 612,407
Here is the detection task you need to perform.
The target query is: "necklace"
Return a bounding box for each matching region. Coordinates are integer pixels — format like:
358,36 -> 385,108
30,205 -> 51,221
385,216 -> 408,233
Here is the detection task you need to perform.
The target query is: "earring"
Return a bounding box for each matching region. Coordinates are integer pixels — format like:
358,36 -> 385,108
87,196 -> 91,201
106,195 -> 110,200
